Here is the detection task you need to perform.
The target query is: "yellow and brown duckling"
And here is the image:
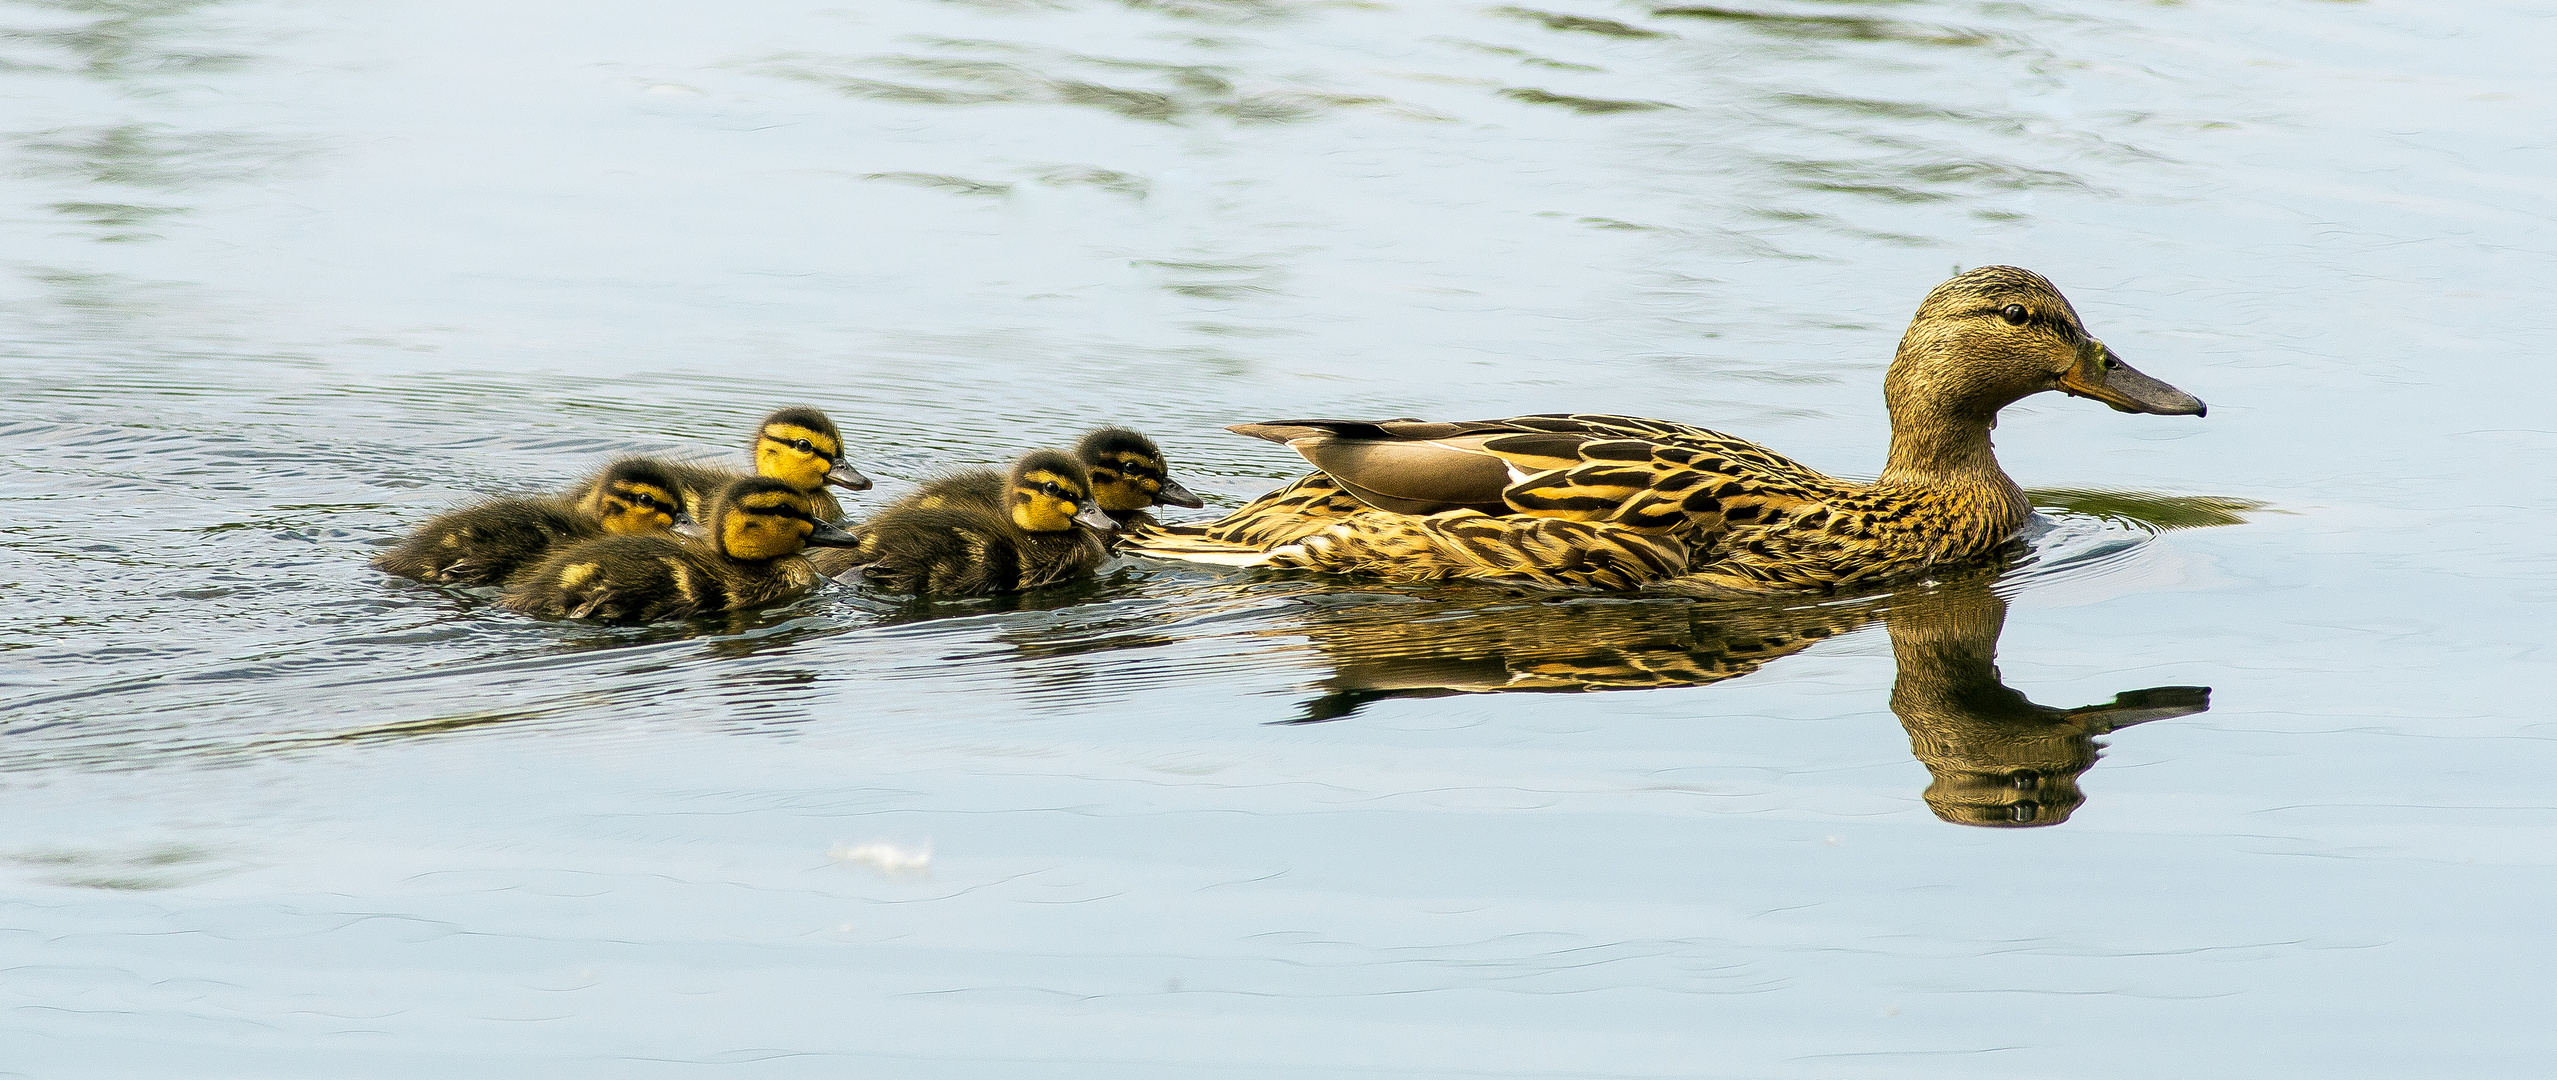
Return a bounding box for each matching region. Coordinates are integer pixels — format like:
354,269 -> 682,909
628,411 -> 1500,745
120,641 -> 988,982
840,426 -> 1200,532
372,457 -> 687,587
499,476 -> 860,624
1126,266 -> 2207,593
1078,426 -> 1203,531
809,449 -> 1115,596
661,406 -> 872,522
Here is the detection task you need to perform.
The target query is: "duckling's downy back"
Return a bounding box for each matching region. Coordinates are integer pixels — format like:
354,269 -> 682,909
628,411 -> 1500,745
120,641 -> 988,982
500,476 -> 857,623
820,449 -> 1114,595
372,457 -> 684,587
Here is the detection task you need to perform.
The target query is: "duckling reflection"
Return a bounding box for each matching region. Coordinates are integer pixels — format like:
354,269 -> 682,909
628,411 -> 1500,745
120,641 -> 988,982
1281,576 -> 2207,828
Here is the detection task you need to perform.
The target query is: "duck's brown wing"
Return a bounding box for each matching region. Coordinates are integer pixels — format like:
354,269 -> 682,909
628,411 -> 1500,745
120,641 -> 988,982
1229,414 -> 1829,528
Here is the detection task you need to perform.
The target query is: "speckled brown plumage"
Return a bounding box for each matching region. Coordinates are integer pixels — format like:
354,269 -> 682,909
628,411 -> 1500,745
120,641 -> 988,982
1125,267 -> 2205,593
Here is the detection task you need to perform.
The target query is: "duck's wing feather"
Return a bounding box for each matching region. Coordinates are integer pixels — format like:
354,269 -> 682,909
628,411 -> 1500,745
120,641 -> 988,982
1261,510 -> 1692,591
1228,414 -> 1834,531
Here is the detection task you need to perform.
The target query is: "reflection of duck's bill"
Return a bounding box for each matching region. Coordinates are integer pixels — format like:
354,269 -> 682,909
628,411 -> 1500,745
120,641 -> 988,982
2060,343 -> 2207,417
2056,685 -> 2211,733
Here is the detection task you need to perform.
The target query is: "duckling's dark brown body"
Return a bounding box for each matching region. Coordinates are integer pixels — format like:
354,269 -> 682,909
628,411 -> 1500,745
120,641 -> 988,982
373,458 -> 684,587
501,477 -> 858,624
813,450 -> 1115,595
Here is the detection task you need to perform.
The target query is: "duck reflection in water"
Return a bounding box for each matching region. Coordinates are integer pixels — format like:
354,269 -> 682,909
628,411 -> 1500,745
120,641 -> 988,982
1280,574 -> 2208,828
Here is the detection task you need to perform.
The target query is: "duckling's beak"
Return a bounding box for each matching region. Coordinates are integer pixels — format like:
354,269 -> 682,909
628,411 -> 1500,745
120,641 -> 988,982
1073,501 -> 1118,531
2058,342 -> 2207,418
803,520 -> 863,549
1153,475 -> 1205,509
824,463 -> 874,491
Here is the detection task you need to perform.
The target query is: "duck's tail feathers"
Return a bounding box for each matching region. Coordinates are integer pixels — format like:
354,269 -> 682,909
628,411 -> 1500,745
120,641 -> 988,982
1116,524 -> 1282,567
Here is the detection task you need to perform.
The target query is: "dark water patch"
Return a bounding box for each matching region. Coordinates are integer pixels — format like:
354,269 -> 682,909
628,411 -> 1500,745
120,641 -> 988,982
1650,4 -> 1995,47
757,44 -> 1392,126
1498,86 -> 1675,113
0,0 -> 258,82
865,171 -> 1013,198
1494,7 -> 1668,39
11,123 -> 297,188
1434,38 -> 1605,72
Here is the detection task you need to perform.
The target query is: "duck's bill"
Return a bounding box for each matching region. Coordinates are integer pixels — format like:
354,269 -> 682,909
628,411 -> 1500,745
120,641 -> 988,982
824,464 -> 874,491
1153,475 -> 1205,509
803,520 -> 864,549
1073,503 -> 1119,531
2059,345 -> 2207,417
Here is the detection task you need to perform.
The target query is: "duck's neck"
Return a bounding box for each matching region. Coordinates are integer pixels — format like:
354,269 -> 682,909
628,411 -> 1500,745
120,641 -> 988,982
1875,404 -> 2030,535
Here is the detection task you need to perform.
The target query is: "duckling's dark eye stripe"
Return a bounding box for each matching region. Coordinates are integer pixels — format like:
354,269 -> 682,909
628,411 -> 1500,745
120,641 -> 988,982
761,434 -> 837,464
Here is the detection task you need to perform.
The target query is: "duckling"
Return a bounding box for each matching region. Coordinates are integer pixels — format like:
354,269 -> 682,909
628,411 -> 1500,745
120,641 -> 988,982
1078,426 -> 1204,531
499,476 -> 860,624
1126,266 -> 2206,593
661,406 -> 872,522
811,449 -> 1115,595
373,457 -> 686,587
844,426 -> 1201,528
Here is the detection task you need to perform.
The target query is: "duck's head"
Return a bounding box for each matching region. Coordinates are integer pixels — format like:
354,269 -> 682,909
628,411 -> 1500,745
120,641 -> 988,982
1888,266 -> 2205,423
751,407 -> 873,494
1077,426 -> 1204,515
1006,450 -> 1118,534
586,458 -> 688,535
710,476 -> 862,561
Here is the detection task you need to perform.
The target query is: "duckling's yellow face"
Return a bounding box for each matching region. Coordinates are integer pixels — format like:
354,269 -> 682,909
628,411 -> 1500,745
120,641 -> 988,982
1088,449 -> 1169,513
596,479 -> 683,535
754,422 -> 844,493
719,487 -> 824,561
1011,468 -> 1106,533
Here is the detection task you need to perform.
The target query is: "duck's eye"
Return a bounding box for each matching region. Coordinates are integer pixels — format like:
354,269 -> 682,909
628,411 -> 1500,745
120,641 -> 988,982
1041,481 -> 1062,497
791,439 -> 814,453
1999,304 -> 2029,326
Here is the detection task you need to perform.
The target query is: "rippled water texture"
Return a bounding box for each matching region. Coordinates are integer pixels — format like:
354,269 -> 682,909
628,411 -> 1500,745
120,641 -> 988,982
5,0 -> 2554,1076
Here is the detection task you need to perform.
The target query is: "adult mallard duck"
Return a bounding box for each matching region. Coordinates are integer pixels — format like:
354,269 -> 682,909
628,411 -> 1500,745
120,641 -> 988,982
500,476 -> 860,623
660,406 -> 872,522
1124,266 -> 2205,593
372,457 -> 687,587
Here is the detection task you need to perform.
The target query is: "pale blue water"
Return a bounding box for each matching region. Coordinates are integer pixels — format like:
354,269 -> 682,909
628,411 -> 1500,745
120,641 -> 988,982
5,0 -> 2555,1076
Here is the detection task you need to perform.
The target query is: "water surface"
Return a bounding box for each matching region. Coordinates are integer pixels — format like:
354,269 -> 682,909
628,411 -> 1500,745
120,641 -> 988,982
5,0 -> 2555,1076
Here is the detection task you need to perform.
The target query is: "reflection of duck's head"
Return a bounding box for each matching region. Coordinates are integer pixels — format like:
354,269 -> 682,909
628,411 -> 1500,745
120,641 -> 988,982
1077,427 -> 1203,526
1886,582 -> 2208,827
